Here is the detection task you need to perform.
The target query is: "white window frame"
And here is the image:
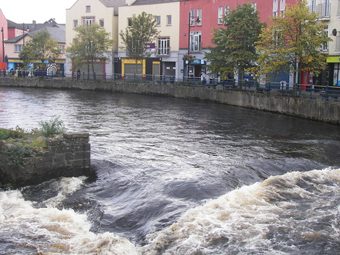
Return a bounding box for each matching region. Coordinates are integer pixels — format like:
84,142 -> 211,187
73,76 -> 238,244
73,20 -> 78,28
197,9 -> 202,26
218,7 -> 223,24
86,5 -> 91,13
158,37 -> 170,55
190,31 -> 201,52
225,6 -> 230,15
156,16 -> 161,26
15,44 -> 23,53
190,9 -> 195,26
58,45 -> 65,54
166,15 -> 172,26
82,17 -> 95,27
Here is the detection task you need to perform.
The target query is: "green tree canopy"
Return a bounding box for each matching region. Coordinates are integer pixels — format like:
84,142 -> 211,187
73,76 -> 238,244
66,23 -> 114,77
255,0 -> 331,83
205,3 -> 266,79
19,30 -> 60,70
119,11 -> 160,63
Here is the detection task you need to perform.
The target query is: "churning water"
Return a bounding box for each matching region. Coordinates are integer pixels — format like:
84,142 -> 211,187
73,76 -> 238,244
0,87 -> 339,254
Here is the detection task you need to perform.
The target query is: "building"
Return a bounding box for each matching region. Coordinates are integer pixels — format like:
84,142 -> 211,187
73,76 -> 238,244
117,0 -> 181,79
0,9 -> 8,69
4,24 -> 66,73
65,0 -> 129,76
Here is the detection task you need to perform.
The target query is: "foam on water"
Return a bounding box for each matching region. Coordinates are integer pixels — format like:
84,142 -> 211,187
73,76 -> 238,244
141,168 -> 340,255
0,182 -> 138,255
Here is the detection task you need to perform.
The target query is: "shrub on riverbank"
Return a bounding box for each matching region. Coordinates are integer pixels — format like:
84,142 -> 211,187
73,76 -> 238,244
0,117 -> 66,166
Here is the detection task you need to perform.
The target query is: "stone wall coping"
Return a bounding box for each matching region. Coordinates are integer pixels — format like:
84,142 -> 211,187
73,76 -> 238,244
63,132 -> 89,139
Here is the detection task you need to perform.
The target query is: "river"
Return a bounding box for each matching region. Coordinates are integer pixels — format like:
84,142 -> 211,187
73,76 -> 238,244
0,87 -> 339,254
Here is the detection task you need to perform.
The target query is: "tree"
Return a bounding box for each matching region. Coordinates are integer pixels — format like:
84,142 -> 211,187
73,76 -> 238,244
255,0 -> 331,84
66,23 -> 114,79
19,30 -> 60,72
205,3 -> 266,81
119,11 -> 160,74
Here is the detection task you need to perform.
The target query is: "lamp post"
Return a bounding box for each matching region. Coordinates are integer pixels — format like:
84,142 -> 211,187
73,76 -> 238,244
186,12 -> 200,79
1,27 -> 4,63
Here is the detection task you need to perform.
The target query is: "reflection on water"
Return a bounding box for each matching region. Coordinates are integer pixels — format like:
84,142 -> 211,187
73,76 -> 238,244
0,87 -> 340,254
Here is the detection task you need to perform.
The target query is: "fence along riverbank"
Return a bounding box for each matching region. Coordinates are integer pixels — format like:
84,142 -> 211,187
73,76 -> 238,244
0,76 -> 339,125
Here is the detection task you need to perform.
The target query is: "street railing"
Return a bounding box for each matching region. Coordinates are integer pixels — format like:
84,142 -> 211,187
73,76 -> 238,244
1,70 -> 339,101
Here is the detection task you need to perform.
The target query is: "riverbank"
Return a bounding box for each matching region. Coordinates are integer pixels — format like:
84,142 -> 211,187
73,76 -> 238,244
0,77 -> 339,125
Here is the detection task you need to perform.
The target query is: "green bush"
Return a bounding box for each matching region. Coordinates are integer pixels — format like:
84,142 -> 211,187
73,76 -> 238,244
38,116 -> 66,137
2,144 -> 34,166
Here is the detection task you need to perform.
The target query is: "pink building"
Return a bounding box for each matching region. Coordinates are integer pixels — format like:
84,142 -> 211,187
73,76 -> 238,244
0,9 -> 8,69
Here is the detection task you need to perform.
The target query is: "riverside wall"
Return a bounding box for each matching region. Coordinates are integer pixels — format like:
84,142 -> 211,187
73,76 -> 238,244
0,77 -> 339,125
0,132 -> 92,188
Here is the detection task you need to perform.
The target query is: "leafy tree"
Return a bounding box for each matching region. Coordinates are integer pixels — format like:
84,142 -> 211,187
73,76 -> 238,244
19,30 -> 60,71
205,3 -> 266,81
66,23 -> 114,78
119,11 -> 160,73
255,0 -> 331,84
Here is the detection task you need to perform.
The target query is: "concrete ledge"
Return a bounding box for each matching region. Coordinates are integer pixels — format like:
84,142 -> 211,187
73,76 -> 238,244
0,132 -> 93,188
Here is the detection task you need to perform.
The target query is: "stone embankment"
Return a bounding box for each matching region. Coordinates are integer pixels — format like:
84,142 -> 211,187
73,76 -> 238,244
0,132 -> 92,188
0,77 -> 339,125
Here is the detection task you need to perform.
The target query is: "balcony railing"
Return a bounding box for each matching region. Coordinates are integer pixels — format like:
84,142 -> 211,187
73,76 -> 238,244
157,47 -> 170,56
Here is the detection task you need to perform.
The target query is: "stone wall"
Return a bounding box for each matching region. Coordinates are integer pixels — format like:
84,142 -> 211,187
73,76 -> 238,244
0,77 -> 339,125
0,132 -> 92,188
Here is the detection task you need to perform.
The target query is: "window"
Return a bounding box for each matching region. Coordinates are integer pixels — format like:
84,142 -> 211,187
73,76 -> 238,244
58,45 -> 65,54
73,20 -> 78,28
280,0 -> 285,11
190,9 -> 195,26
99,19 -> 104,27
82,17 -> 95,26
155,16 -> 161,26
225,6 -> 230,15
321,26 -> 329,51
190,31 -> 201,52
127,18 -> 132,27
218,7 -> 224,24
197,9 -> 202,26
273,0 -> 278,16
157,37 -> 170,55
252,2 -> 257,10
166,15 -> 172,26
86,5 -> 91,13
15,44 -> 23,53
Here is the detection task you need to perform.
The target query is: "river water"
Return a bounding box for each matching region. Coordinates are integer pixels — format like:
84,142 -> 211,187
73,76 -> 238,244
0,87 -> 340,255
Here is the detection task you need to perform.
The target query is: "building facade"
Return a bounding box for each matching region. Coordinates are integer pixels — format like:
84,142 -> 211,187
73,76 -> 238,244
65,0 -> 129,76
117,0 -> 181,79
0,9 -> 8,69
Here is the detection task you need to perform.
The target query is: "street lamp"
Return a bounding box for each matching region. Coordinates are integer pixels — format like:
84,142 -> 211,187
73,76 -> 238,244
186,12 -> 200,78
1,27 -> 4,63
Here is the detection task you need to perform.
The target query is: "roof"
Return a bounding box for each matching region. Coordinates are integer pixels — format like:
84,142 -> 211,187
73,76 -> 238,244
5,26 -> 65,44
29,26 -> 65,43
131,0 -> 181,5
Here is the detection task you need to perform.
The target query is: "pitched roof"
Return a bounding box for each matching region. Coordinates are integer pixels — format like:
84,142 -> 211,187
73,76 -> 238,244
29,26 -> 65,43
131,0 -> 181,5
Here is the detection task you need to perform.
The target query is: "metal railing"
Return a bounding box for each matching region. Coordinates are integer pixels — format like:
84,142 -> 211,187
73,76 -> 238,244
1,70 -> 339,101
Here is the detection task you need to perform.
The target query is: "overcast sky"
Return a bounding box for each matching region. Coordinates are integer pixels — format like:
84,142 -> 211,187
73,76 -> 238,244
1,0 -> 77,24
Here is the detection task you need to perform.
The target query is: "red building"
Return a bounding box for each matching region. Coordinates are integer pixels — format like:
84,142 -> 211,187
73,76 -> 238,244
0,9 -> 8,70
179,0 -> 300,81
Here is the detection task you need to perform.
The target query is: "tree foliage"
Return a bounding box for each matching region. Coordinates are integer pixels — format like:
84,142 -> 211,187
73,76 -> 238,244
205,3 -> 266,79
19,30 -> 60,70
120,11 -> 160,62
66,23 -> 114,77
255,0 -> 331,83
